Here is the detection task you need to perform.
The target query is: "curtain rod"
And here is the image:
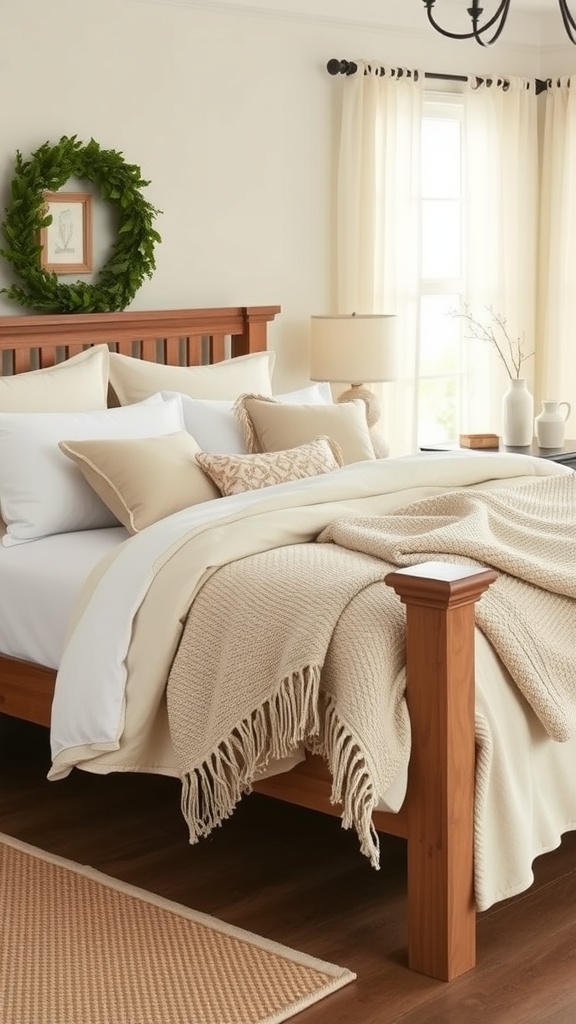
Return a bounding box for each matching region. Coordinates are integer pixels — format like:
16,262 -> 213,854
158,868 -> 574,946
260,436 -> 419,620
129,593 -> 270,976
326,58 -> 549,96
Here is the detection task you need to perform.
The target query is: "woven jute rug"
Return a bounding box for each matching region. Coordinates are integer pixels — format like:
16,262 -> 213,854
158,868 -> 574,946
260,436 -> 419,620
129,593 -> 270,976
0,832 -> 355,1024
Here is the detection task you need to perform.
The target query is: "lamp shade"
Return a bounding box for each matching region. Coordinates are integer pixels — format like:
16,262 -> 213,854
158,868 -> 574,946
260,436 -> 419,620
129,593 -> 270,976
310,314 -> 398,384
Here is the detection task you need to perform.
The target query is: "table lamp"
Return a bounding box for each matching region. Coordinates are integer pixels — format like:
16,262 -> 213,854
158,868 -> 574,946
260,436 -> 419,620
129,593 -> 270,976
309,313 -> 398,457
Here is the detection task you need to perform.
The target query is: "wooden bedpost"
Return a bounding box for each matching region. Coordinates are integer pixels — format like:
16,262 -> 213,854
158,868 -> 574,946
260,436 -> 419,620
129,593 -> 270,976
231,306 -> 281,356
385,561 -> 497,982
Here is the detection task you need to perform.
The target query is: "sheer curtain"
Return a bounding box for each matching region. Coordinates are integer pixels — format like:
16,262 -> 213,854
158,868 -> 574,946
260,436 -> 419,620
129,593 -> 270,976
462,76 -> 539,434
336,65 -> 423,455
335,69 -> 540,450
538,76 -> 576,436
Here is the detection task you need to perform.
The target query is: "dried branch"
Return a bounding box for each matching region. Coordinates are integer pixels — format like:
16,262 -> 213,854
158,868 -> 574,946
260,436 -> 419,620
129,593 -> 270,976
450,305 -> 535,379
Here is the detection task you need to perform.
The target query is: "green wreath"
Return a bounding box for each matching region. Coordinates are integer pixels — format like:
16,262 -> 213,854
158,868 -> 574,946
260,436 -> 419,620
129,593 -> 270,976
0,135 -> 161,314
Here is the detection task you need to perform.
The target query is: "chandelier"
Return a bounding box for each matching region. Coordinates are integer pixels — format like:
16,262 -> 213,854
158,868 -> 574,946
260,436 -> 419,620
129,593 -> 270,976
422,1 -> 576,46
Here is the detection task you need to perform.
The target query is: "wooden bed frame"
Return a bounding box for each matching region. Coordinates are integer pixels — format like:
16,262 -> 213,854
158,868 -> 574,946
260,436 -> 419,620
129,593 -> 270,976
0,305 -> 498,983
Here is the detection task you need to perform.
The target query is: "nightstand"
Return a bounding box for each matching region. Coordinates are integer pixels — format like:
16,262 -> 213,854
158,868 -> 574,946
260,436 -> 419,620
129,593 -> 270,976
420,439 -> 576,470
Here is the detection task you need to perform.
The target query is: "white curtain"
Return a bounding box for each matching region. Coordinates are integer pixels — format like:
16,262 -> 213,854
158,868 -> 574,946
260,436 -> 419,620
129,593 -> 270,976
335,70 -> 541,449
336,65 -> 423,455
538,76 -> 576,437
462,76 -> 539,435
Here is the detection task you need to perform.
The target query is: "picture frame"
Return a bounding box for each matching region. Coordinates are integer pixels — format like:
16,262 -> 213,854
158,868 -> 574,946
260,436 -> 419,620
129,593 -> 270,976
40,192 -> 93,275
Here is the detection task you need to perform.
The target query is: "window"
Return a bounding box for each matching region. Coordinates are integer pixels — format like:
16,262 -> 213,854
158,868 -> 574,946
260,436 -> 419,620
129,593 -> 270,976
417,95 -> 465,446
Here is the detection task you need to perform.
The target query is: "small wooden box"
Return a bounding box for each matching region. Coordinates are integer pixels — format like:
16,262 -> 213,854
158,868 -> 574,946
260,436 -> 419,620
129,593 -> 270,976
459,433 -> 500,450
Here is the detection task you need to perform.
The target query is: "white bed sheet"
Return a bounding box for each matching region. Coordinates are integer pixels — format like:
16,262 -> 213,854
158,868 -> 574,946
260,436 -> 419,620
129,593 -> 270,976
0,519 -> 306,786
0,527 -> 128,669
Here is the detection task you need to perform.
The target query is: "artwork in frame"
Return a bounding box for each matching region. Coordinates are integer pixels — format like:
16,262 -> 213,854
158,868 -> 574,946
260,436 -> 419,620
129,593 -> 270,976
40,192 -> 93,275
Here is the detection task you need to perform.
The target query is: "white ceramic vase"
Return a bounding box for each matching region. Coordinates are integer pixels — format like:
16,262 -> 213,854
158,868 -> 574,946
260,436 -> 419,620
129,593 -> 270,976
534,400 -> 571,449
501,378 -> 534,447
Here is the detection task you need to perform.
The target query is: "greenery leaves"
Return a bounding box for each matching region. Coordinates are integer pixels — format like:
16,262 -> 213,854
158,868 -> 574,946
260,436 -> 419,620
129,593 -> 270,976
0,135 -> 162,314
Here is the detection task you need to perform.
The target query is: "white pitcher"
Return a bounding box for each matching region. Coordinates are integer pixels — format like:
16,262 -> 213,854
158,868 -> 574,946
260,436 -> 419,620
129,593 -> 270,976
534,399 -> 571,449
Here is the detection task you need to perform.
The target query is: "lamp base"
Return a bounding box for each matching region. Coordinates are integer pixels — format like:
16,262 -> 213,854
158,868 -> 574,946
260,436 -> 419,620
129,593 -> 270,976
337,384 -> 390,459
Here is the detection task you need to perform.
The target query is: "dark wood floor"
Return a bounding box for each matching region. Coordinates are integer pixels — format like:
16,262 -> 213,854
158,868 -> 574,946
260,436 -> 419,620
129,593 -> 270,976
3,717 -> 576,1023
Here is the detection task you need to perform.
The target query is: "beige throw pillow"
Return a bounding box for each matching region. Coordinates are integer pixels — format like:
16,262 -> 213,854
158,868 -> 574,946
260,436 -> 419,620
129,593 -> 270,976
196,436 -> 343,496
109,350 -> 276,405
59,431 -> 220,534
0,344 -> 110,412
234,394 -> 375,465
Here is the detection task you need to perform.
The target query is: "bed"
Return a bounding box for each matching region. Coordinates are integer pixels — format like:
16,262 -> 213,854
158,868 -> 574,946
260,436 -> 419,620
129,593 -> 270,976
0,304 -> 574,985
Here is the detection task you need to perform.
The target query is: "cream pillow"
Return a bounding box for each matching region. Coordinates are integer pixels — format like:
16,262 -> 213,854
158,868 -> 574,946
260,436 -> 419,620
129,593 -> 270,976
0,344 -> 109,412
196,436 -> 343,496
160,381 -> 333,455
234,395 -> 375,465
59,431 -> 220,533
109,350 -> 276,405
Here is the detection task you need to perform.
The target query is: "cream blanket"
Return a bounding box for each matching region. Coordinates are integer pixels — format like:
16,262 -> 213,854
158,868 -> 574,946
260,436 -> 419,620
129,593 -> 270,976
49,452 -> 575,909
321,474 -> 576,742
167,472 -> 576,878
168,544 -> 409,869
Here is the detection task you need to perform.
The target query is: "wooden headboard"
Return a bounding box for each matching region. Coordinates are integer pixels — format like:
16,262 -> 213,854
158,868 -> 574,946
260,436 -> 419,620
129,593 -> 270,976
0,305 -> 281,373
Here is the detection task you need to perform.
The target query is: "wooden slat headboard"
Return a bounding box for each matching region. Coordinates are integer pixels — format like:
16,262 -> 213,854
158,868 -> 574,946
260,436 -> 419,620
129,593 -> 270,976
0,305 -> 281,374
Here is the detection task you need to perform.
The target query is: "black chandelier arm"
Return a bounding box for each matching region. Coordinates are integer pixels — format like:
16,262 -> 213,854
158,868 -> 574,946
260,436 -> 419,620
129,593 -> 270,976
470,0 -> 512,46
559,0 -> 576,39
422,0 -> 511,45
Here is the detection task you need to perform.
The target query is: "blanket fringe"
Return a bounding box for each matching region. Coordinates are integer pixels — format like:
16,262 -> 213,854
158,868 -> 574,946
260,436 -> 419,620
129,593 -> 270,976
180,666 -> 321,843
313,699 -> 381,870
179,670 -> 381,870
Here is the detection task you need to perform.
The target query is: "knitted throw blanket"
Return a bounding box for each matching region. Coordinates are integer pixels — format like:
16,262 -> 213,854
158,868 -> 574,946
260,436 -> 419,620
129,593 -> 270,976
167,543 -> 410,869
320,473 -> 576,742
167,472 -> 576,866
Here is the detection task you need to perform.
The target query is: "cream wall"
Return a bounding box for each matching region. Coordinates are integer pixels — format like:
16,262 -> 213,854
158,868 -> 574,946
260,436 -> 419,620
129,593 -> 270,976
0,0 -> 571,389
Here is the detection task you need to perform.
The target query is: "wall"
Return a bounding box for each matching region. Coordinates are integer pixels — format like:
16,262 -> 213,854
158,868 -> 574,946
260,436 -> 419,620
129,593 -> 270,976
0,0 -> 569,389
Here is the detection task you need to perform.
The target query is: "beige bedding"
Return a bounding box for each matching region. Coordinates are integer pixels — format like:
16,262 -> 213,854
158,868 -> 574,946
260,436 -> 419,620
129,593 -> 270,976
167,473 -> 576,889
48,451 -> 576,909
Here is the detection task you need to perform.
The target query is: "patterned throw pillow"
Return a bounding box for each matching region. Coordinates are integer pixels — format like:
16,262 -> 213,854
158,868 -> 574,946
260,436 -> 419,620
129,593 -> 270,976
196,436 -> 343,496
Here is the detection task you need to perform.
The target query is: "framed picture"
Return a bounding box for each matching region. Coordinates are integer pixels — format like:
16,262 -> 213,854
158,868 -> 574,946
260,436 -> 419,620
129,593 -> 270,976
40,192 -> 93,274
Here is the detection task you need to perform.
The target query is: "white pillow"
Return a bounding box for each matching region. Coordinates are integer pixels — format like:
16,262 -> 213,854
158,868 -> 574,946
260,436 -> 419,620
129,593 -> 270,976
109,350 -> 276,405
161,381 -> 333,455
0,395 -> 184,546
276,382 -> 333,404
0,345 -> 110,412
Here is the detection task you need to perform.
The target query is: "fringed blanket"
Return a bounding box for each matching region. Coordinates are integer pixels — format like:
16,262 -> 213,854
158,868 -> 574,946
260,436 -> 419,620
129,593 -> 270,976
167,472 -> 576,870
167,543 -> 409,869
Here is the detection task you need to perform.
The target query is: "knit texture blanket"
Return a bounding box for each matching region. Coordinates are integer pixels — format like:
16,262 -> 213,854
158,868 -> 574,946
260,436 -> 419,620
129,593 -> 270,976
320,473 -> 576,742
167,472 -> 576,871
167,543 -> 409,869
